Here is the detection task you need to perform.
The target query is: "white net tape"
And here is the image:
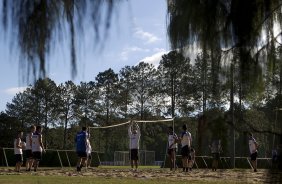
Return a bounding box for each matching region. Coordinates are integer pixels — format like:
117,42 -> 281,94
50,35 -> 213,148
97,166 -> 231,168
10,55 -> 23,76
89,118 -> 174,129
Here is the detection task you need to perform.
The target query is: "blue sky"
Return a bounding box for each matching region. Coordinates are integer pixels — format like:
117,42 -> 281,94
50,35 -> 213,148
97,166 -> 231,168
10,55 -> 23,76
0,0 -> 169,112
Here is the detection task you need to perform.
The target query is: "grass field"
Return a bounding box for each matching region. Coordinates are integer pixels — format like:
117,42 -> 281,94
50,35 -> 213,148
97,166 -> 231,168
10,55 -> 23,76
0,167 -> 281,184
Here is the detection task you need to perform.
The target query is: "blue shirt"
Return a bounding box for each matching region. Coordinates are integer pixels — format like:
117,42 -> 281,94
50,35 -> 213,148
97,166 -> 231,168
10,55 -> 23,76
75,131 -> 87,152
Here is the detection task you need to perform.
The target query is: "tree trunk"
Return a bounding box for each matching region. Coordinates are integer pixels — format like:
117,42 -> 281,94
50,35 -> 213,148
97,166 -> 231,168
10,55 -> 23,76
230,61 -> 235,168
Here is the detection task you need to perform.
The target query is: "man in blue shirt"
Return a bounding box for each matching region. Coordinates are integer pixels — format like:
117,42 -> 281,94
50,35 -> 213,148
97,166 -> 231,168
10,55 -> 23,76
75,127 -> 88,171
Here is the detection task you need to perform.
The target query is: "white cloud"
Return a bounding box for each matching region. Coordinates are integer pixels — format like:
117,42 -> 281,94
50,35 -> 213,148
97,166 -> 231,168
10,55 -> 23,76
120,46 -> 150,61
134,27 -> 161,44
3,87 -> 27,95
139,50 -> 169,67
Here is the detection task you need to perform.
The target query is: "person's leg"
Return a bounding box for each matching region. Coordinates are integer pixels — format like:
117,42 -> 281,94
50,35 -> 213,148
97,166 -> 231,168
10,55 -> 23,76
29,158 -> 34,170
33,160 -> 38,171
171,150 -> 176,171
135,159 -> 139,170
252,159 -> 257,172
76,157 -> 82,171
80,157 -> 87,170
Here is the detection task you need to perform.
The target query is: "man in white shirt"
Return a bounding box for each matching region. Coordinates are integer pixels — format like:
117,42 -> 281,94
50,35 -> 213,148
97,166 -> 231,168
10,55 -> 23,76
32,125 -> 45,172
167,126 -> 178,171
25,125 -> 36,171
128,122 -> 140,171
14,131 -> 23,172
248,133 -> 258,172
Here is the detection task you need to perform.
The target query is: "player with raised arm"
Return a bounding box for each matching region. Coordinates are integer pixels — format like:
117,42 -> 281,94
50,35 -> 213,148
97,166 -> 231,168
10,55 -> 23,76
167,126 -> 178,171
32,125 -> 45,172
75,126 -> 88,172
25,125 -> 36,171
14,131 -> 23,172
86,133 -> 92,168
248,133 -> 258,172
180,124 -> 192,172
128,122 -> 141,172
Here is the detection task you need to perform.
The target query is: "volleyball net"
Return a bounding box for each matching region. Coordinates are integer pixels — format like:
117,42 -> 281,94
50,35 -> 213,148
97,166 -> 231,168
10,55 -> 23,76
88,118 -> 175,166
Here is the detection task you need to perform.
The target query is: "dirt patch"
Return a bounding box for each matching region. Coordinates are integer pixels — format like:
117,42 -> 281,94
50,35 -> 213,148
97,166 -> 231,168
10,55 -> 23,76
0,167 -> 281,183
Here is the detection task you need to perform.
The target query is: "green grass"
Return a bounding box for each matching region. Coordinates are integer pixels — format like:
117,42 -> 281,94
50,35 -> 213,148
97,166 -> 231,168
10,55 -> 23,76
0,175 -> 247,184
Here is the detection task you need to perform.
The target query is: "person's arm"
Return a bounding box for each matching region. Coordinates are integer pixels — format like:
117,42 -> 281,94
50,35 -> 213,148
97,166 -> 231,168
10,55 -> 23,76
128,125 -> 132,136
16,138 -> 22,148
39,134 -> 45,152
29,134 -> 32,148
136,124 -> 140,136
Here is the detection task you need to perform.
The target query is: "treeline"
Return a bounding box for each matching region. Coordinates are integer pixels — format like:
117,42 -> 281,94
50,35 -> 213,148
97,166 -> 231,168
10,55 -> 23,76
1,50 -> 282,161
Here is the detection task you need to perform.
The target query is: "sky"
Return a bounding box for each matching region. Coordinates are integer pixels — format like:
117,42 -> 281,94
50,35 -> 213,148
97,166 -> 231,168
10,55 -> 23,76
0,0 -> 169,112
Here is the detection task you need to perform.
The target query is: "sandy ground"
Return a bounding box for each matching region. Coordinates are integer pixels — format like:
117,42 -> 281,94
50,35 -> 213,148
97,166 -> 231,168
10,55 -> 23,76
0,167 -> 281,183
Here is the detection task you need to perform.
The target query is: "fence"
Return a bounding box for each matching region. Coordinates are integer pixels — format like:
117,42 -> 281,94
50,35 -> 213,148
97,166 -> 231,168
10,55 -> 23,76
163,155 -> 273,169
0,148 -> 101,168
114,150 -> 155,166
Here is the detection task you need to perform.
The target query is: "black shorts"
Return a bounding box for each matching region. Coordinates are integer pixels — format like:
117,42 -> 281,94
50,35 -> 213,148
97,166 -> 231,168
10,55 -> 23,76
181,145 -> 190,158
250,152 -> 258,161
130,149 -> 139,160
25,150 -> 33,159
212,153 -> 220,161
77,151 -> 87,158
167,148 -> 176,156
32,151 -> 42,161
15,154 -> 23,163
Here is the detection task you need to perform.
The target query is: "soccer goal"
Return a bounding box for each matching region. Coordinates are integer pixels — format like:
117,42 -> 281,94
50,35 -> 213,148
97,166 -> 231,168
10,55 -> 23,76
114,150 -> 155,166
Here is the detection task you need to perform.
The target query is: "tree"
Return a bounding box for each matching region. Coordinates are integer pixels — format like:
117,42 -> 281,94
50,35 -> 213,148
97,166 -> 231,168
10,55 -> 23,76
158,50 -> 192,117
119,66 -> 134,118
2,0 -> 122,79
31,78 -> 58,147
74,81 -> 99,127
56,81 -> 77,149
95,68 -> 119,125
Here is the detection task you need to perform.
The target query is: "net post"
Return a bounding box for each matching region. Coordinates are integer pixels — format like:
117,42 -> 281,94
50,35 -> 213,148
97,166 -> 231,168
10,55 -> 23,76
3,148 -> 9,167
65,150 -> 71,168
173,118 -> 176,170
57,150 -> 63,168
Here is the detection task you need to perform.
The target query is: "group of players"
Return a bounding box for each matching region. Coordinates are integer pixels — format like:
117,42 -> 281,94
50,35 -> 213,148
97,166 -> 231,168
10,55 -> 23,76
13,125 -> 45,172
127,123 -> 195,172
127,122 -> 258,172
13,122 -> 258,173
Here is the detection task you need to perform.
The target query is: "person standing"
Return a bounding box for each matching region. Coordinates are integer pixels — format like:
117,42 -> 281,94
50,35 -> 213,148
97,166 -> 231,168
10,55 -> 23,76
248,133 -> 258,172
167,126 -> 178,171
32,125 -> 45,172
128,122 -> 141,171
180,124 -> 192,172
25,125 -> 36,171
86,135 -> 92,168
75,127 -> 88,172
209,139 -> 222,171
14,131 -> 24,172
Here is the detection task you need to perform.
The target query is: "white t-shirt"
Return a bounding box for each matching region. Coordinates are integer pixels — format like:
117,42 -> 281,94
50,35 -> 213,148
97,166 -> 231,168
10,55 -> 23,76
14,138 -> 23,155
32,132 -> 42,152
181,131 -> 192,148
128,126 -> 140,149
168,133 -> 178,149
249,137 -> 257,154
